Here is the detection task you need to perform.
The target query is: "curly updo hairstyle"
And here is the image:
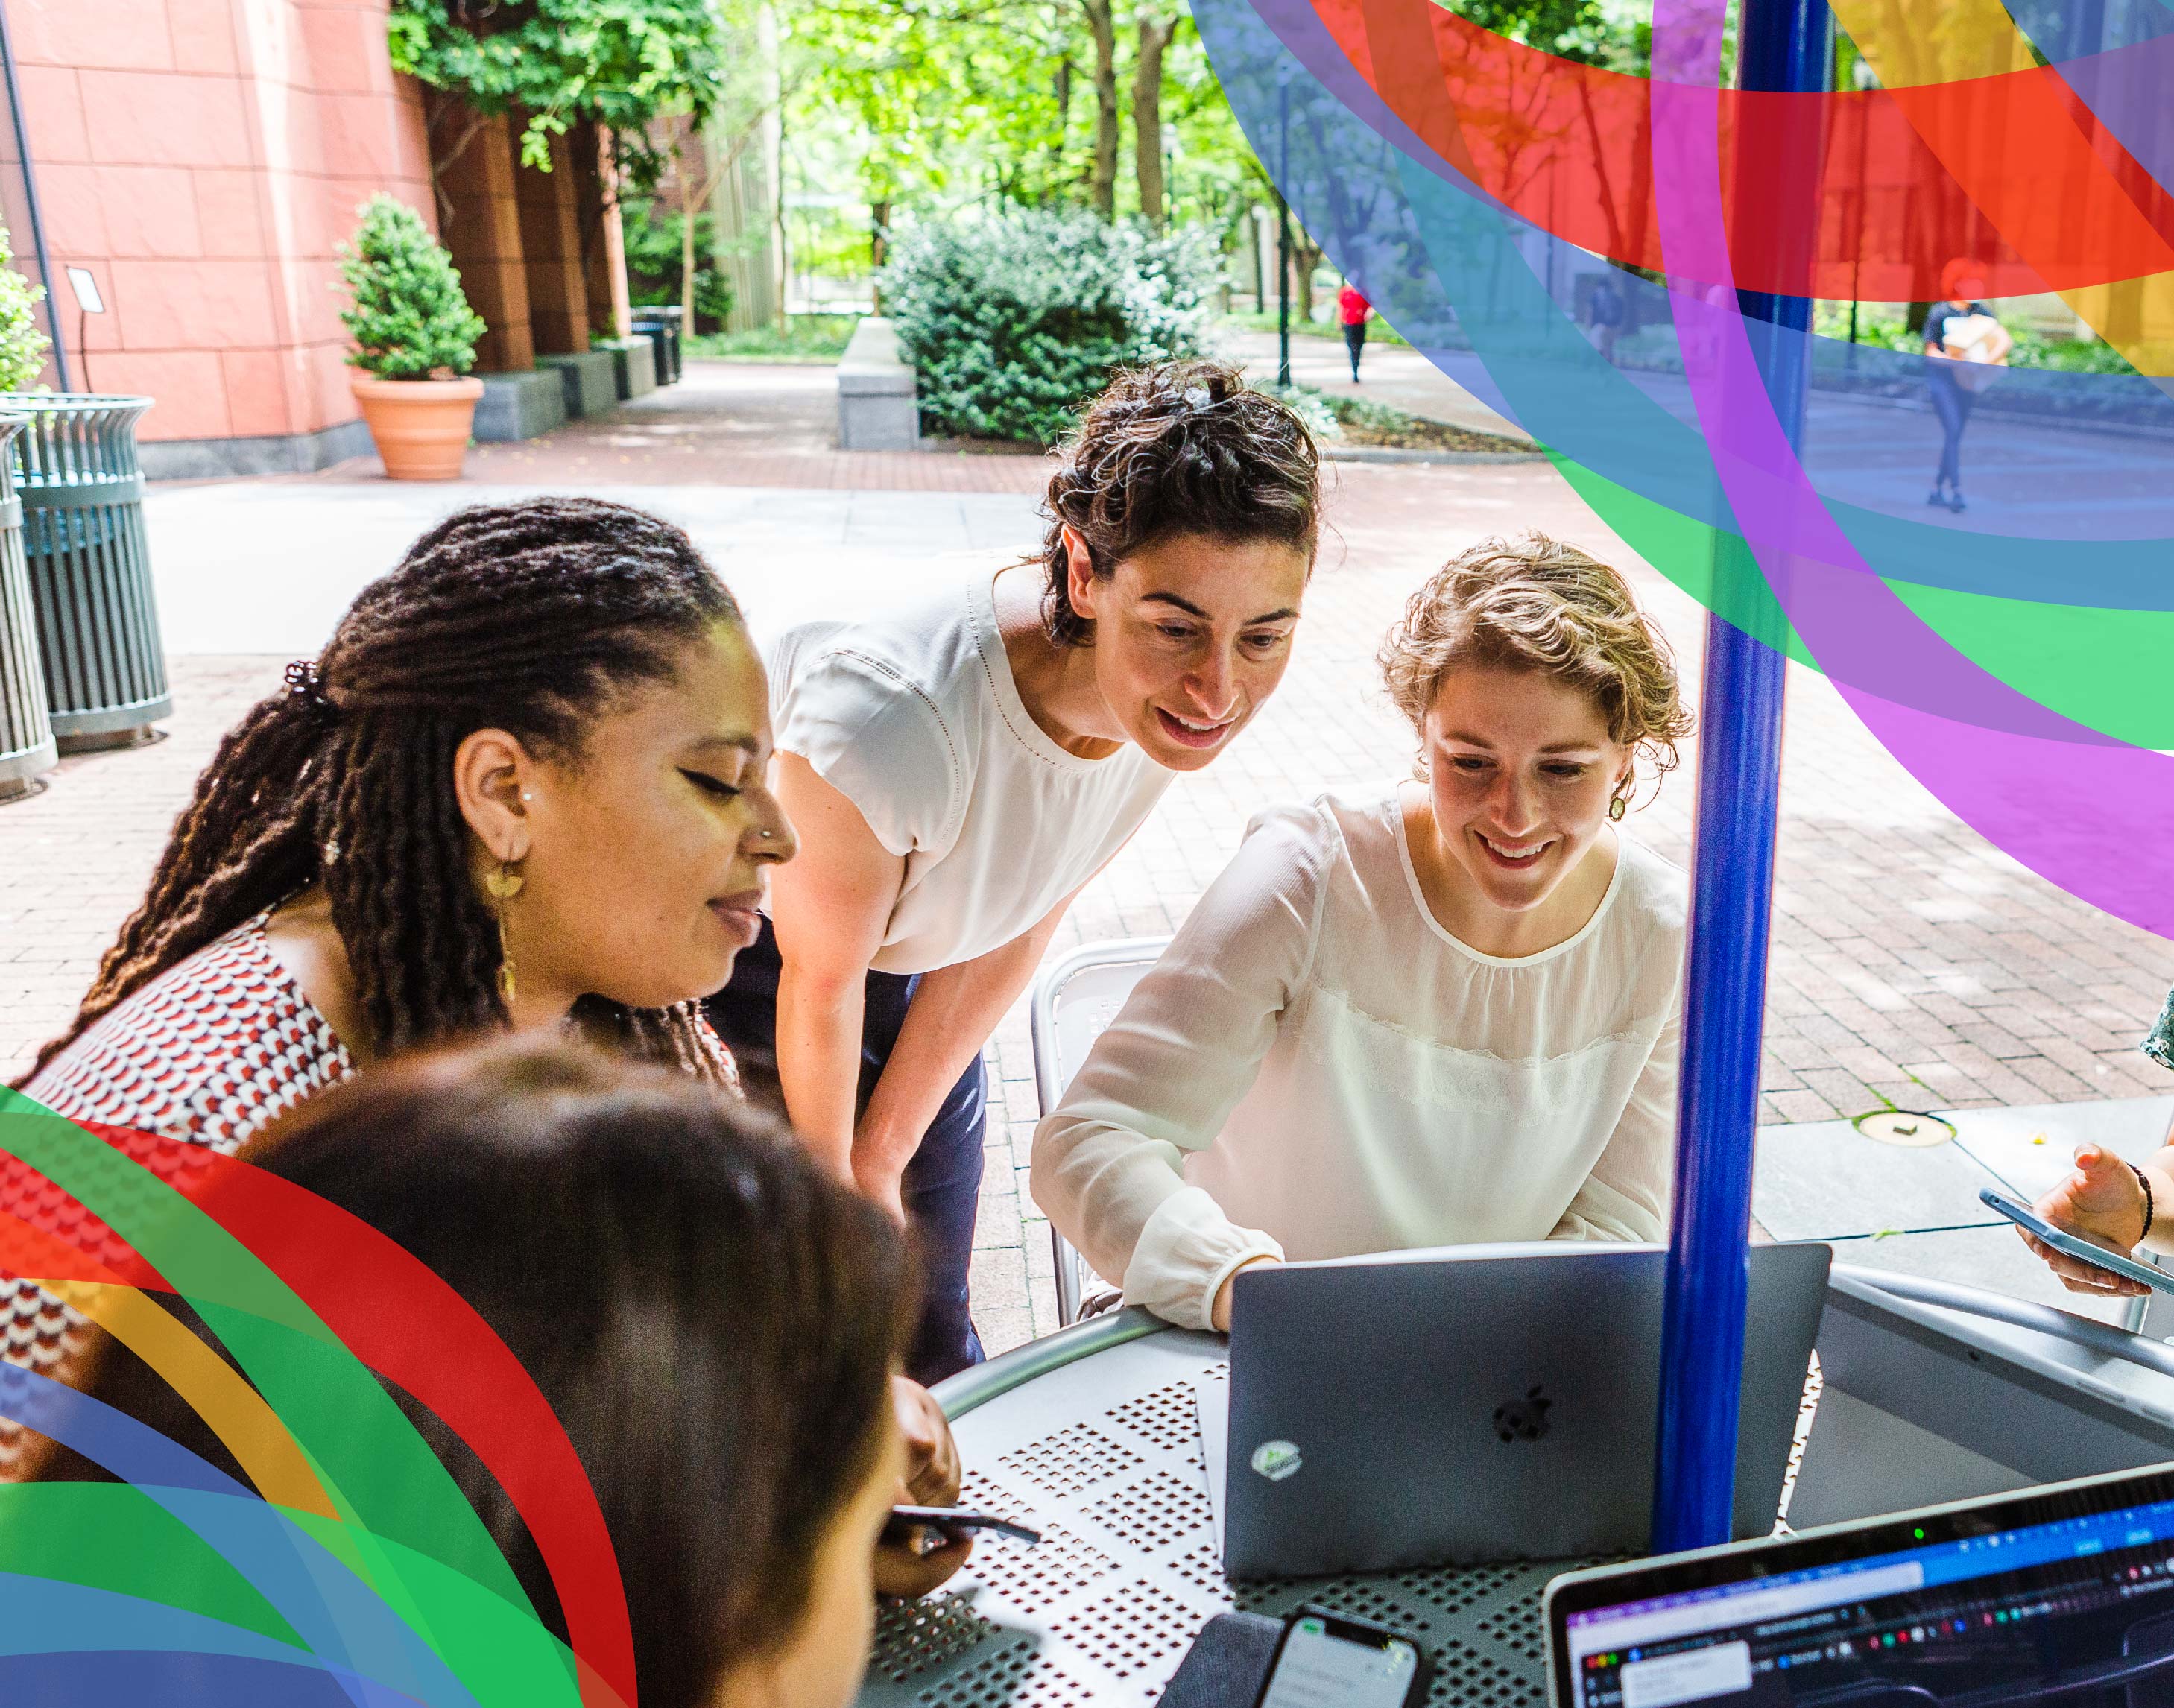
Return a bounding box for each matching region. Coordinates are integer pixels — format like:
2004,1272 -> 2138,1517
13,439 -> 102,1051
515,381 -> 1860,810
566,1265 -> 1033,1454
1379,532 -> 1694,799
26,497 -> 742,1083
1038,358 -> 1321,648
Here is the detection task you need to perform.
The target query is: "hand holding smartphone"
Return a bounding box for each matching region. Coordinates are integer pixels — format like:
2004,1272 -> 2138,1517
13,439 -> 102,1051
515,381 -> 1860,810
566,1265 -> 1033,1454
1979,1187 -> 2174,1298
880,1505 -> 1041,1557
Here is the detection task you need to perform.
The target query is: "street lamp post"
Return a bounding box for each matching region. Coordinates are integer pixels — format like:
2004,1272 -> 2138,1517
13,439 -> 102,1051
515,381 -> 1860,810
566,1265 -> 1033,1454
1277,74 -> 1292,389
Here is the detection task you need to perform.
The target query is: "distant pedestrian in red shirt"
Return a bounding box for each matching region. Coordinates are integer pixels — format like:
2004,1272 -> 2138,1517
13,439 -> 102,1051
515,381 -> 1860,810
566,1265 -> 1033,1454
1338,283 -> 1372,382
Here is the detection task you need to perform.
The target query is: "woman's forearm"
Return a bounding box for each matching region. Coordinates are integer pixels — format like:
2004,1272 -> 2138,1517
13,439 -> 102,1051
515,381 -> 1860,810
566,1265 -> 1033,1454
774,966 -> 866,1182
856,927 -> 1057,1192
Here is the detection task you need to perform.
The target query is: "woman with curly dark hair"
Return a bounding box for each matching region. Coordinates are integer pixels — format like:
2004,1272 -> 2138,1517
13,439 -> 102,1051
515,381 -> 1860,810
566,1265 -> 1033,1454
709,358 -> 1321,1382
9,497 -> 798,1449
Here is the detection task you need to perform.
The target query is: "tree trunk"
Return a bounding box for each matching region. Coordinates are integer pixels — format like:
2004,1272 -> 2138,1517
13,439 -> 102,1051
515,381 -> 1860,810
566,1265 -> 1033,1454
1294,235 -> 1322,323
1052,55 -> 1072,177
870,199 -> 891,315
1134,14 -> 1178,230
1081,0 -> 1118,218
680,129 -> 701,332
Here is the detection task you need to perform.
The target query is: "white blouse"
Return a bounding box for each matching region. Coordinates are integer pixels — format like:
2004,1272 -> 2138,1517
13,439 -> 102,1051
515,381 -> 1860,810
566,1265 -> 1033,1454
1031,785 -> 1688,1330
769,573 -> 1173,975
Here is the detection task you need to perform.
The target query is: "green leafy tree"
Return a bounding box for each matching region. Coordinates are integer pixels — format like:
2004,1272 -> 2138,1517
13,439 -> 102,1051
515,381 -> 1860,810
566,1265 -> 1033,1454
388,0 -> 733,175
0,223 -> 50,392
621,197 -> 737,328
337,195 -> 488,381
884,209 -> 1212,443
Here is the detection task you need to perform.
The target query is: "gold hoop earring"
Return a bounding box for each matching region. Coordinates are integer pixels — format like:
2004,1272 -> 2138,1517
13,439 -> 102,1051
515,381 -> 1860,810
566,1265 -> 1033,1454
484,856 -> 525,1005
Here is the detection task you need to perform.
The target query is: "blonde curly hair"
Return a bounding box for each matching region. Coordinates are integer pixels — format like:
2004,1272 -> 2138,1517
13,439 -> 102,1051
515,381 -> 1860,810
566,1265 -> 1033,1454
1378,533 -> 1694,793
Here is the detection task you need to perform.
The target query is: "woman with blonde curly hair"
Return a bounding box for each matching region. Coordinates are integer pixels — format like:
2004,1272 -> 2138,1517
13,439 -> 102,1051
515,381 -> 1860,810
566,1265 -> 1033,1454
1034,533 -> 1695,1332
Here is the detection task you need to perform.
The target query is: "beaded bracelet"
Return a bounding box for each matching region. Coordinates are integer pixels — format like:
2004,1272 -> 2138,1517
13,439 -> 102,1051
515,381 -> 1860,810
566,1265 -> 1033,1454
2130,1160 -> 2156,1244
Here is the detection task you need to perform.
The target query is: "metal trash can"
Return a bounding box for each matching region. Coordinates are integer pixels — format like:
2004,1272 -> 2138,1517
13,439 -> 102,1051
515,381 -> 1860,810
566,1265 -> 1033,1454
0,395 -> 170,753
630,306 -> 683,385
0,415 -> 54,803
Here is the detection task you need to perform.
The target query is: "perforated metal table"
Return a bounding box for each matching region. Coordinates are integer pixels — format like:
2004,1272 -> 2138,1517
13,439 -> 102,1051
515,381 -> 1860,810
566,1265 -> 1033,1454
861,1311 -> 1599,1708
861,1274 -> 2174,1708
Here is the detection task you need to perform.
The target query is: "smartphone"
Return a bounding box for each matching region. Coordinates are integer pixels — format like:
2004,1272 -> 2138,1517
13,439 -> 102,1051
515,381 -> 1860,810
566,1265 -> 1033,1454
880,1505 -> 1041,1554
1979,1186 -> 2174,1297
1253,1606 -> 1429,1708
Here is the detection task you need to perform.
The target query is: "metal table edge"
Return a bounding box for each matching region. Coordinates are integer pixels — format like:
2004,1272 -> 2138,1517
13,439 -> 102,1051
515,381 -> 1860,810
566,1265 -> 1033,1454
932,1307 -> 1175,1420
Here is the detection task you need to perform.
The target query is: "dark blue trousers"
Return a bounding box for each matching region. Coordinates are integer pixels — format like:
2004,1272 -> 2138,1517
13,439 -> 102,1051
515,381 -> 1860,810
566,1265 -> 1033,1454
706,920 -> 986,1385
1928,365 -> 1975,490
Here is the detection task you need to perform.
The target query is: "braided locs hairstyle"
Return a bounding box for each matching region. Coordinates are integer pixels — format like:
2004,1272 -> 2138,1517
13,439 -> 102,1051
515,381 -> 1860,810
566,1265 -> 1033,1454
25,497 -> 742,1084
1038,358 -> 1320,648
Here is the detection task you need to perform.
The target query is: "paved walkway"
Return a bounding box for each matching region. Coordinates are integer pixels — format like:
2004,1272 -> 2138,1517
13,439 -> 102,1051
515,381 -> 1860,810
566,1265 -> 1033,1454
4,361 -> 2170,1353
1221,329 -> 2174,540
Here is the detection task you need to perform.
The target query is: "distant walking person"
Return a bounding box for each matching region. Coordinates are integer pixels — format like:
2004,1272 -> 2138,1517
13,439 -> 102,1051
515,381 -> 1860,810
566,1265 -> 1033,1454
1924,259 -> 2012,513
1338,282 -> 1372,382
1587,276 -> 1625,364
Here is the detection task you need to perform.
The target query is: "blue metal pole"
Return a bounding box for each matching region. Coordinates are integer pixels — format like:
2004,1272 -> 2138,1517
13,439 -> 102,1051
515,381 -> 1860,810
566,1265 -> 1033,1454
1649,0 -> 1830,1556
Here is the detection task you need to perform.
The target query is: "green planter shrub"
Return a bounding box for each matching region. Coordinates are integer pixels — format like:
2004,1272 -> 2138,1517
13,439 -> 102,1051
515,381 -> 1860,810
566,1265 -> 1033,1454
337,194 -> 488,381
882,212 -> 1213,445
0,222 -> 49,391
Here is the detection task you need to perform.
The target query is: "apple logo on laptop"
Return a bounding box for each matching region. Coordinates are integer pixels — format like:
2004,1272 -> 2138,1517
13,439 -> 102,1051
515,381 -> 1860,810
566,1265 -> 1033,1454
1494,1385 -> 1553,1443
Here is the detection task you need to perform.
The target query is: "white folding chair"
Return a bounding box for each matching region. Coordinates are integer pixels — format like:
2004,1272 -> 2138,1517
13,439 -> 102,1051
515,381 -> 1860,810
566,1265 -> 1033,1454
1028,935 -> 1172,1326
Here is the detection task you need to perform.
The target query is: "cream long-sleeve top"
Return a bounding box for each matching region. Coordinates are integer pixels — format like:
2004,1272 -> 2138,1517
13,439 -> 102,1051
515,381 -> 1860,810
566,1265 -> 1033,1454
1031,785 -> 1689,1331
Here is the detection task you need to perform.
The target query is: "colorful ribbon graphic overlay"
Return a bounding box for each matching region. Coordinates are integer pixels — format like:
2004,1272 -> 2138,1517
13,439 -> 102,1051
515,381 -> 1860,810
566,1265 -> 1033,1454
1204,0 -> 2174,940
0,1087 -> 637,1707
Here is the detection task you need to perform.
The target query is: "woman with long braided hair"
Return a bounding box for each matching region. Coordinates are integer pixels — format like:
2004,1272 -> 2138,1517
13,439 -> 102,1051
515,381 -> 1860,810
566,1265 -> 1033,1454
25,495 -> 790,1101
4,496 -> 817,1471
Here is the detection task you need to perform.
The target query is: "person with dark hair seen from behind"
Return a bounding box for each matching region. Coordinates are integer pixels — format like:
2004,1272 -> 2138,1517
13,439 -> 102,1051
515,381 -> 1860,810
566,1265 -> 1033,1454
1337,280 -> 1372,381
43,1037 -> 968,1708
709,358 -> 1321,1383
1924,259 -> 2012,513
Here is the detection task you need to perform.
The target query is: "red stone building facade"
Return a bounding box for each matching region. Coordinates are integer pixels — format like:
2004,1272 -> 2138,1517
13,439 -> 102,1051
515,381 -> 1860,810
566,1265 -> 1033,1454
2,0 -> 627,476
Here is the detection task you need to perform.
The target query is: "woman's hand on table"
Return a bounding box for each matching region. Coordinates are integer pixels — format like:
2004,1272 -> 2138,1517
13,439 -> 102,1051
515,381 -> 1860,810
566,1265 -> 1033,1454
2026,1145 -> 2151,1297
873,1376 -> 972,1598
1211,1255 -> 1283,1333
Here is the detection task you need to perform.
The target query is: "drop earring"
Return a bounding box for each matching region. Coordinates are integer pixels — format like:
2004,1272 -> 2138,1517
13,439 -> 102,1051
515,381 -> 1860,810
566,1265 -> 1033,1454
484,856 -> 525,1005
1608,780 -> 1631,821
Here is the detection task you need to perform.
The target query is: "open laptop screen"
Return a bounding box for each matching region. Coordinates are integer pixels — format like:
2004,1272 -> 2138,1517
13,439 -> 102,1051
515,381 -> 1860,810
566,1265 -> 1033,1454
1546,1462 -> 2174,1708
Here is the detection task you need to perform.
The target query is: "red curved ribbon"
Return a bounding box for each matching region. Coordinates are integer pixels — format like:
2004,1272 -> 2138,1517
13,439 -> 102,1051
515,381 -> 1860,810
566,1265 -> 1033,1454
0,1119 -> 636,1708
1311,0 -> 2174,298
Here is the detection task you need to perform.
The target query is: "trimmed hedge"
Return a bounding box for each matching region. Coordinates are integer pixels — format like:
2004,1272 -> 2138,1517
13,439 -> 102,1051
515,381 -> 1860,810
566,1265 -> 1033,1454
882,212 -> 1213,444
338,194 -> 486,381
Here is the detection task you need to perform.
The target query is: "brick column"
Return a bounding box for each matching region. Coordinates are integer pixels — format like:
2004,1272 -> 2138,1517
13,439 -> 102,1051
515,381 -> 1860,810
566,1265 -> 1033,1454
435,110 -> 534,372
516,131 -> 591,355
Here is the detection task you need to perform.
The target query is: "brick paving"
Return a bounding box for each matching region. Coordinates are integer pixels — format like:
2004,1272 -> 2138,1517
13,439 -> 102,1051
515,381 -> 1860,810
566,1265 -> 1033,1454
4,361 -> 2170,1356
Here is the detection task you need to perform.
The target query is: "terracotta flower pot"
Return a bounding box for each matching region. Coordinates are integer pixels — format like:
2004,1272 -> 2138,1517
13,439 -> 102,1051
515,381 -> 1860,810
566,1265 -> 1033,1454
350,373 -> 484,481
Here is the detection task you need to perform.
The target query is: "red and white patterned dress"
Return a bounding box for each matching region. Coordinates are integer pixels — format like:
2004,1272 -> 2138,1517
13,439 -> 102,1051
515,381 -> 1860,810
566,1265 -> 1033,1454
9,914 -> 740,1444
7,916 -> 354,1455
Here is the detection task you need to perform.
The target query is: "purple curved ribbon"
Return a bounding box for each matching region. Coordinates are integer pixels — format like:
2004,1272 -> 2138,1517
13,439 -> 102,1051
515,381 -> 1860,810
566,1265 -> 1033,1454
1648,0 -> 2174,941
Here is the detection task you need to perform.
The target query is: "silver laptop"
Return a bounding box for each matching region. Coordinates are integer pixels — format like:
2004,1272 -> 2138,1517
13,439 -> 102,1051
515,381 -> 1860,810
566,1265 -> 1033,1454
1201,1241 -> 1831,1578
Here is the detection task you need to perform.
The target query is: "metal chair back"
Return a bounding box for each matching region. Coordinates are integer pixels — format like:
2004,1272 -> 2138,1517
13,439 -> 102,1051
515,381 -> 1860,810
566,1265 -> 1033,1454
1028,936 -> 1171,1326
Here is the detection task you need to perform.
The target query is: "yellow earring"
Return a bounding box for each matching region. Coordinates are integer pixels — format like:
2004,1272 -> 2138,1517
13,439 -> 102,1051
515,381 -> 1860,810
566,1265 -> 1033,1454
484,857 -> 525,1005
